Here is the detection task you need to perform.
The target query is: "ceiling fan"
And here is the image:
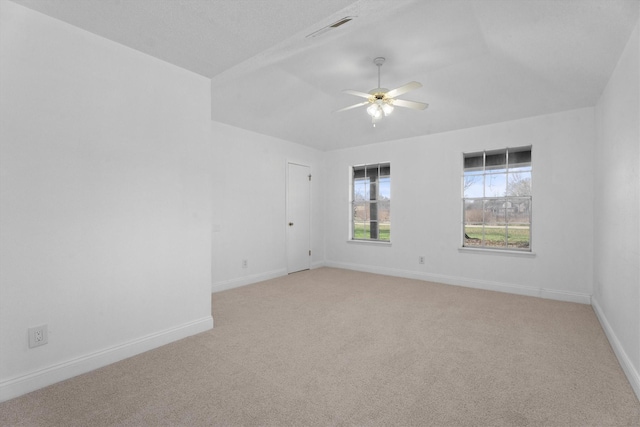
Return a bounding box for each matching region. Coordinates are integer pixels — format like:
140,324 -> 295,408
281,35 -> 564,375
336,57 -> 428,126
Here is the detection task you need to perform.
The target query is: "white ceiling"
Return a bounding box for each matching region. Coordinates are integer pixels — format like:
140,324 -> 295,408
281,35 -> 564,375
10,0 -> 640,151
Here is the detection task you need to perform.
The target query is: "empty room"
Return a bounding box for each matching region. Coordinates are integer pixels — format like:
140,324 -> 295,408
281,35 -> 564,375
1,0 -> 639,425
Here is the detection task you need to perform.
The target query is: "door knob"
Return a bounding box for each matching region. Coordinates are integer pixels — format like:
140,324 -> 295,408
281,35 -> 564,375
289,222 -> 294,226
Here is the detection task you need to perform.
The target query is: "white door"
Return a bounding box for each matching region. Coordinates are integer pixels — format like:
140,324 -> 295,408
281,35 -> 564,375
286,163 -> 311,273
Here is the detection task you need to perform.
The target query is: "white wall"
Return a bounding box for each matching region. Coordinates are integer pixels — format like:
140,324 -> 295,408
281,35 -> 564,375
0,1 -> 213,401
324,107 -> 595,304
593,19 -> 640,399
211,122 -> 324,292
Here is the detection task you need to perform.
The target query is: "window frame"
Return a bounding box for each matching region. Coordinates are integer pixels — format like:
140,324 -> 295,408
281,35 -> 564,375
462,146 -> 532,252
350,162 -> 391,243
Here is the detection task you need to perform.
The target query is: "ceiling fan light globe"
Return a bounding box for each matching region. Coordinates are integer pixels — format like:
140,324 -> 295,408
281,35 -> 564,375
382,103 -> 394,116
367,103 -> 381,117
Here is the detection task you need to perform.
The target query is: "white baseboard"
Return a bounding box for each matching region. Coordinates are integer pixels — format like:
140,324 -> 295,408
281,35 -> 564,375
592,297 -> 640,401
539,288 -> 592,304
211,268 -> 287,293
0,316 -> 213,403
211,264 -> 327,293
324,261 -> 591,304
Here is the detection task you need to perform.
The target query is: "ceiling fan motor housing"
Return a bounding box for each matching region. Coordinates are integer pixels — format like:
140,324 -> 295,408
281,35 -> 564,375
369,88 -> 390,98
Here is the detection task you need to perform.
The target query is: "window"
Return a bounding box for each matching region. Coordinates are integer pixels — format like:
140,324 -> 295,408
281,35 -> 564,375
352,163 -> 390,242
463,146 -> 531,251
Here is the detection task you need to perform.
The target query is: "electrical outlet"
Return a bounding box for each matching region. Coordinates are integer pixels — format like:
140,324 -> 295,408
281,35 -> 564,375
242,259 -> 248,268
419,256 -> 425,264
28,325 -> 48,348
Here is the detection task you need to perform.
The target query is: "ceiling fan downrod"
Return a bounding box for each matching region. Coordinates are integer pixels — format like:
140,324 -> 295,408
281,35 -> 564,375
374,57 -> 385,89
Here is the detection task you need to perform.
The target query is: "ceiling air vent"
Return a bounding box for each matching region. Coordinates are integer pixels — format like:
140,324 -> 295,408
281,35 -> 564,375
330,17 -> 352,28
306,16 -> 355,38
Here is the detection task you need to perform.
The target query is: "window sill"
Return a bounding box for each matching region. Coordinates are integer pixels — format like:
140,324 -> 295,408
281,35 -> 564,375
347,239 -> 392,247
458,247 -> 536,257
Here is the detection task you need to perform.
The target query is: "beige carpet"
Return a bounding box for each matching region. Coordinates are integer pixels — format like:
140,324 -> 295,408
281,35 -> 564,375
1,267 -> 638,426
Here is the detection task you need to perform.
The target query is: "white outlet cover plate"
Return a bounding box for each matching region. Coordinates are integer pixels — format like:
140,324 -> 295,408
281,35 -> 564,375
28,325 -> 48,348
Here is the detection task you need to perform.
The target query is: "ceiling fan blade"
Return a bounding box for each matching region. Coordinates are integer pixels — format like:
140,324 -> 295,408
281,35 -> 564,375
385,81 -> 422,99
392,99 -> 429,110
343,89 -> 373,99
335,101 -> 370,113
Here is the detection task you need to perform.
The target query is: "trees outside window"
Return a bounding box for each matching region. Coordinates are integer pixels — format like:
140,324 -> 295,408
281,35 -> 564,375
352,163 -> 390,242
463,147 -> 532,250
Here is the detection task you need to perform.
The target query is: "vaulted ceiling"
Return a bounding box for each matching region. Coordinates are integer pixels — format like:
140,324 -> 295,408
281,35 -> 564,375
10,0 -> 639,151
